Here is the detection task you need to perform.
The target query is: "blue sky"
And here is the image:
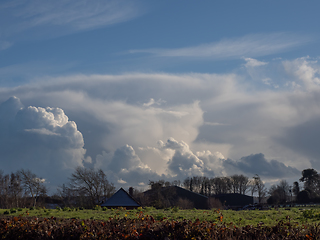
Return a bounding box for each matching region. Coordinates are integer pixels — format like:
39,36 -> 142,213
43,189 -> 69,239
1,1 -> 320,191
1,1 -> 319,84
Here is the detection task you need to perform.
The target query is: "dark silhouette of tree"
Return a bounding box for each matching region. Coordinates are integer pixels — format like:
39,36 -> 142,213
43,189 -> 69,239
146,180 -> 177,208
251,174 -> 267,203
18,169 -> 47,207
268,180 -> 290,204
68,167 -> 115,208
183,175 -> 249,196
0,171 -> 26,208
230,174 -> 249,194
149,180 -> 165,190
9,172 -> 23,207
292,181 -> 300,198
297,190 -> 310,203
299,168 -> 320,198
212,177 -> 231,194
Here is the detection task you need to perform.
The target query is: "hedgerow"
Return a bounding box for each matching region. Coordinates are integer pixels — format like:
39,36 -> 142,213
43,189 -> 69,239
0,215 -> 319,239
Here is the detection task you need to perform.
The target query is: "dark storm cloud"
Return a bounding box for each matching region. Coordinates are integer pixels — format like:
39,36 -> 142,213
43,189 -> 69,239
223,153 -> 300,178
276,117 -> 320,169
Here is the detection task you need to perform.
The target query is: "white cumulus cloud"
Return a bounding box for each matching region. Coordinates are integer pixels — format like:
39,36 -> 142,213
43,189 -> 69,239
244,58 -> 268,68
0,96 -> 87,189
283,57 -> 320,91
0,65 -> 318,188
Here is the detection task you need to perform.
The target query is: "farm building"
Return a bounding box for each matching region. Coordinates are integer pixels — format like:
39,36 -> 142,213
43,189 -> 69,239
142,186 -> 254,209
143,186 -> 209,209
101,188 -> 140,209
212,193 -> 254,209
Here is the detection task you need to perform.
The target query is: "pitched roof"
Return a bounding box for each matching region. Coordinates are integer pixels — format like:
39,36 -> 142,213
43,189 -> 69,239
101,188 -> 140,207
172,186 -> 208,209
143,186 -> 209,209
213,193 -> 253,207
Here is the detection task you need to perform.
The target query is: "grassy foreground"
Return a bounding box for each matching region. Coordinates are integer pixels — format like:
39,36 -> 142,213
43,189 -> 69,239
2,205 -> 320,227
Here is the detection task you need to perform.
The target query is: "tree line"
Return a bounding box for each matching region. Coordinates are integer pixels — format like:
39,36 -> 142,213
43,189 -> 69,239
148,174 -> 266,203
2,166 -> 320,209
148,169 -> 320,206
0,167 -> 115,209
266,168 -> 320,205
0,169 -> 47,209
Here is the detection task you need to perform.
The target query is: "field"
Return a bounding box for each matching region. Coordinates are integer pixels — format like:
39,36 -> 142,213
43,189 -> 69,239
2,206 -> 320,226
1,206 -> 320,239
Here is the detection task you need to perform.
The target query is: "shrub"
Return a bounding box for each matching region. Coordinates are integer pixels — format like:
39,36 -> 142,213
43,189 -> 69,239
2,215 -> 320,239
10,208 -> 17,213
172,206 -> 179,213
144,206 -> 155,212
155,213 -> 165,220
63,207 -> 72,211
93,205 -> 101,210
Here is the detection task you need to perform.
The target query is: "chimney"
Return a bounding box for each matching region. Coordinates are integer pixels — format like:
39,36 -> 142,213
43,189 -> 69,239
129,187 -> 134,197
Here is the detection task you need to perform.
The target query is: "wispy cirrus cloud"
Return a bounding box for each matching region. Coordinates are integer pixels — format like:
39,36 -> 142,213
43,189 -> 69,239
0,41 -> 12,51
129,33 -> 312,59
0,0 -> 143,38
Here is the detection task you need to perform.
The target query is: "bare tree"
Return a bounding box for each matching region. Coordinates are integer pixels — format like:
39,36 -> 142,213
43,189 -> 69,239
68,167 -> 115,208
252,174 -> 267,203
268,180 -> 290,204
230,174 -> 249,194
171,180 -> 181,187
0,171 -> 25,208
149,180 -> 165,190
9,172 -> 24,207
212,177 -> 231,194
18,169 -> 47,207
238,175 -> 249,195
0,171 -> 10,208
183,176 -> 213,196
183,177 -> 191,191
278,180 -> 290,202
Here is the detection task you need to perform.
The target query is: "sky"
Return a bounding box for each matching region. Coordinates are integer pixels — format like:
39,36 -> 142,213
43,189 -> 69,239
1,0 -> 320,193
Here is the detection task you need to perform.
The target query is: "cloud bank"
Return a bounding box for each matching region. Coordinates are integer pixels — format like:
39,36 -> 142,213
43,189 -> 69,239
1,56 -> 320,189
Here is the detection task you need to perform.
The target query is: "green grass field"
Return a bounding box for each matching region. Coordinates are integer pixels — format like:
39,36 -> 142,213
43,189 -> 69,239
2,206 -> 320,227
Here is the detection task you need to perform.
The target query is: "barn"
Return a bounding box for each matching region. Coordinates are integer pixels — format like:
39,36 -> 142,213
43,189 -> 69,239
101,188 -> 140,209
